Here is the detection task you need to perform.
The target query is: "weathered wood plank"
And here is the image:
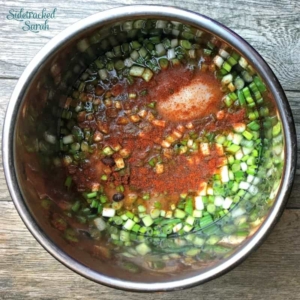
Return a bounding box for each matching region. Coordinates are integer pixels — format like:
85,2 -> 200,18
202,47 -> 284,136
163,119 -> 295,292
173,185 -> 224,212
0,79 -> 15,201
1,1 -> 299,299
286,176 -> 300,208
0,201 -> 300,299
0,0 -> 299,91
0,79 -> 12,131
280,91 -> 300,174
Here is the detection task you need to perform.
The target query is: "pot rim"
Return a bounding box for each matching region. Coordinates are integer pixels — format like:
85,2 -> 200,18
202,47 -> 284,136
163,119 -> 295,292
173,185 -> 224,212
2,5 -> 297,292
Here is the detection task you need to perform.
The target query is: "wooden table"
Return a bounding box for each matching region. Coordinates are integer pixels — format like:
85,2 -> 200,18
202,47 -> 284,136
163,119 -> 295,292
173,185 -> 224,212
0,0 -> 300,299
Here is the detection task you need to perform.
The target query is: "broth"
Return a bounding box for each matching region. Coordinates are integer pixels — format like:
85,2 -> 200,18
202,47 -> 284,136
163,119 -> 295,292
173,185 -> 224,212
20,19 -> 284,273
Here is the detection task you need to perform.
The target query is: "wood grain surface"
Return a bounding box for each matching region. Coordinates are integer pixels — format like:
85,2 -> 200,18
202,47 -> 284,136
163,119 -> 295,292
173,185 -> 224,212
0,0 -> 299,90
0,0 -> 300,299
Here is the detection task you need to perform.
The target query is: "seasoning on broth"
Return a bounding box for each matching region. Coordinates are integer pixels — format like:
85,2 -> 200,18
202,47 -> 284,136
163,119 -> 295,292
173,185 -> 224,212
45,22 -> 277,260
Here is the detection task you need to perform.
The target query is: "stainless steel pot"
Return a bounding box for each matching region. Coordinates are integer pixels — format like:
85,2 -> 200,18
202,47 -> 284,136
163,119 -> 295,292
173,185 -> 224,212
2,5 -> 297,292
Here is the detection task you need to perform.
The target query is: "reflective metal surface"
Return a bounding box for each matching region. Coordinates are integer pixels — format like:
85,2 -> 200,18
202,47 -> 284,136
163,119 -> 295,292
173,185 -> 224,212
2,5 -> 297,291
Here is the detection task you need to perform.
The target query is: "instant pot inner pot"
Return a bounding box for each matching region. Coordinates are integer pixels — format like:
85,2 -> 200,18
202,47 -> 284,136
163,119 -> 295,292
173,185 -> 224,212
14,17 -> 284,285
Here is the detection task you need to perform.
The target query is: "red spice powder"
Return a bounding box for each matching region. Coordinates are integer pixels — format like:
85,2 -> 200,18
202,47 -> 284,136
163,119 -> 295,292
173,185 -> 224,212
130,150 -> 219,194
126,125 -> 165,154
224,108 -> 246,124
111,84 -> 124,97
127,65 -> 194,105
204,108 -> 246,132
71,65 -> 242,196
148,65 -> 195,100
